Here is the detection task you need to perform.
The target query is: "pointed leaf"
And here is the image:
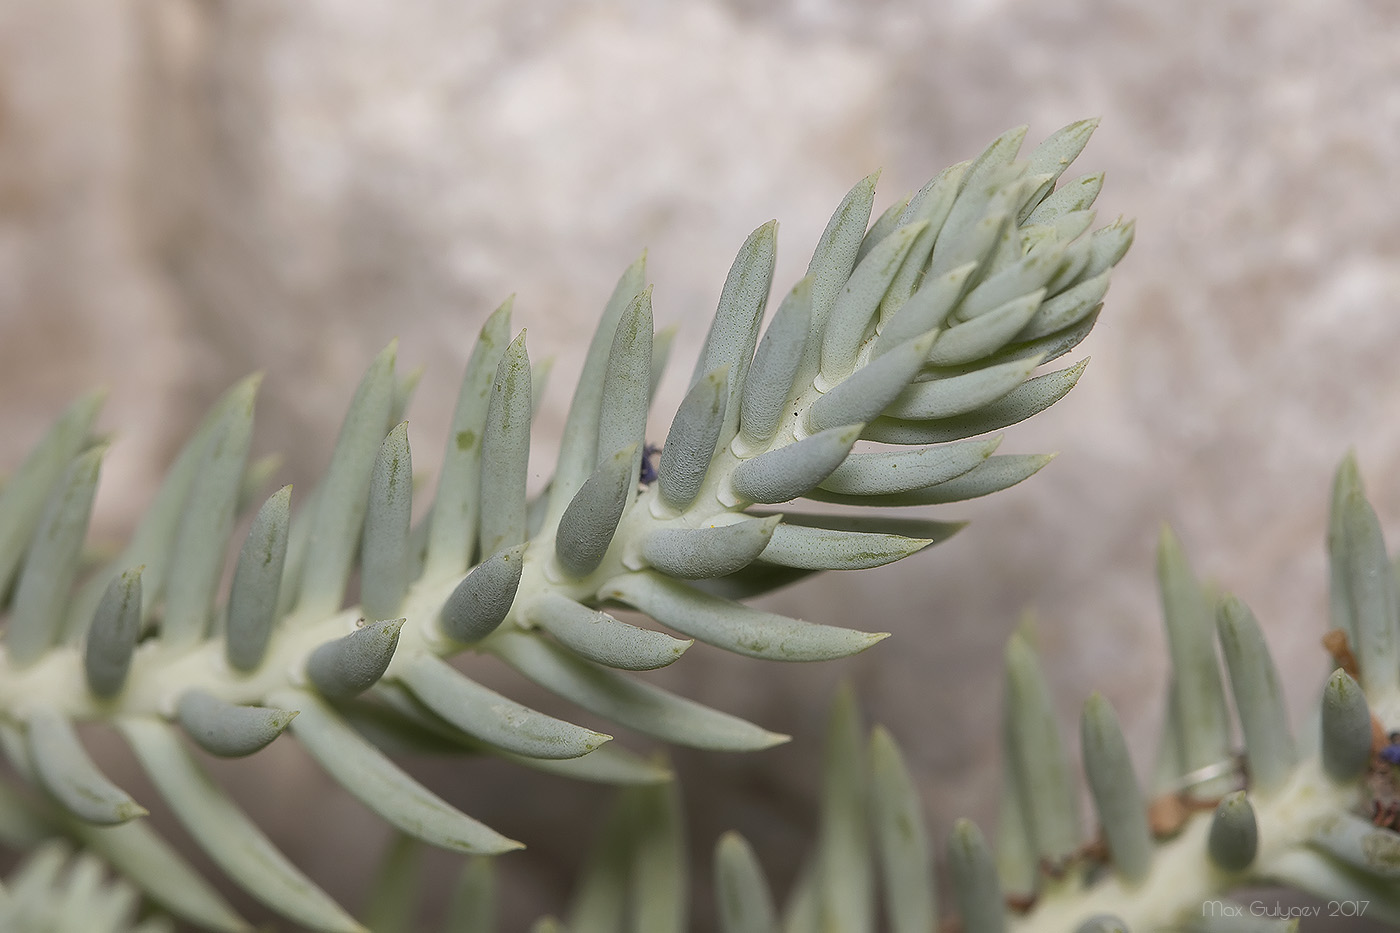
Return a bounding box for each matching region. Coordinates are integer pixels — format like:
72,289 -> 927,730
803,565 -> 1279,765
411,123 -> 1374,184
601,571 -> 886,661
175,690 -> 296,758
818,437 -> 998,496
1216,595 -> 1297,793
884,355 -> 1040,421
807,173 -> 878,341
658,365 -> 730,511
925,290 -> 1044,367
855,193 -> 910,264
692,221 -> 778,442
479,332 -> 532,558
491,630 -> 787,750
878,164 -> 966,321
548,255 -> 647,523
120,717 -> 362,932
1025,172 -> 1104,226
867,359 -> 1087,444
425,300 -> 513,579
398,654 -> 608,759
1020,118 -> 1099,218
758,523 -> 939,571
961,125 -> 1028,193
298,343 -> 397,616
270,689 -> 521,854
84,567 -> 143,699
7,446 -> 105,666
946,819 -> 1004,933
730,424 -> 862,505
306,618 -> 404,700
437,544 -> 525,644
714,832 -> 777,933
874,263 -> 976,355
739,279 -> 811,446
597,290 -> 653,485
869,727 -> 935,933
806,453 -> 1053,506
225,485 -> 291,672
1004,632 -> 1080,866
1321,669 -> 1373,782
27,706 -> 146,825
361,422 -> 413,621
0,391 -> 103,600
955,242 -> 1066,322
555,444 -> 637,579
1080,219 -> 1135,281
641,517 -> 780,579
808,330 -> 936,434
525,592 -> 691,671
1330,457 -> 1400,693
1081,693 -> 1152,883
1158,526 -> 1235,796
1207,791 -> 1258,872
1017,270 -> 1109,341
819,222 -> 928,382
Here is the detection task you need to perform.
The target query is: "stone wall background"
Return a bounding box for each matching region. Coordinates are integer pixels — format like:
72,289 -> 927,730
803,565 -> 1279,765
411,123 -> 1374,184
1,0 -> 1398,928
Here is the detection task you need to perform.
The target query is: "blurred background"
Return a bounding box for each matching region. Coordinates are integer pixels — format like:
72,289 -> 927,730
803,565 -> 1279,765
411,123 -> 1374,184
2,0 -> 1398,928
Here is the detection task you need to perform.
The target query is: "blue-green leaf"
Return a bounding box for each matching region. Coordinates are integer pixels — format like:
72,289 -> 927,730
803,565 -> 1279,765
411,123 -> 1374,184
27,706 -> 146,825
175,690 -> 296,758
298,344 -> 397,617
119,717 -> 367,932
425,299 -> 513,579
225,485 -> 291,672
601,571 -> 885,661
492,630 -> 786,750
524,592 -> 691,671
7,446 -> 105,666
83,567 -> 143,699
398,654 -> 608,760
270,689 -> 521,855
361,422 -> 413,621
479,332 -> 532,559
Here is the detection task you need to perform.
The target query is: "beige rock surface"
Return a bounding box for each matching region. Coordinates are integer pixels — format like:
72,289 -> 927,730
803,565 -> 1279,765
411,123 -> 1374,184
2,0 -> 1398,927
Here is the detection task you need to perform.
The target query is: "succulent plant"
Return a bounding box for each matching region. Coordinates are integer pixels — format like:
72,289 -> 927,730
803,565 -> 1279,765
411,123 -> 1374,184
0,119 -> 1133,931
522,460 -> 1400,933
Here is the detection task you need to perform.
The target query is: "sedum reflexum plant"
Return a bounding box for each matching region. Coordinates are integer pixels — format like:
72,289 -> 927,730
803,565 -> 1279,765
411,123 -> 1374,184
0,118 -> 1138,932
537,480 -> 1400,932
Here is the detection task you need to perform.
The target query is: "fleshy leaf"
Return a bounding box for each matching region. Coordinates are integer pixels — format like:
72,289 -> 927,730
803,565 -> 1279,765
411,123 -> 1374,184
478,332 -> 532,559
83,568 -> 143,699
361,422 -> 413,622
175,690 -> 296,758
398,654 -> 609,760
225,485 -> 291,672
525,592 -> 691,671
27,706 -> 146,826
601,571 -> 886,662
298,344 -> 397,617
425,299 -> 513,579
491,630 -> 787,750
270,688 -> 522,854
119,717 -> 367,933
